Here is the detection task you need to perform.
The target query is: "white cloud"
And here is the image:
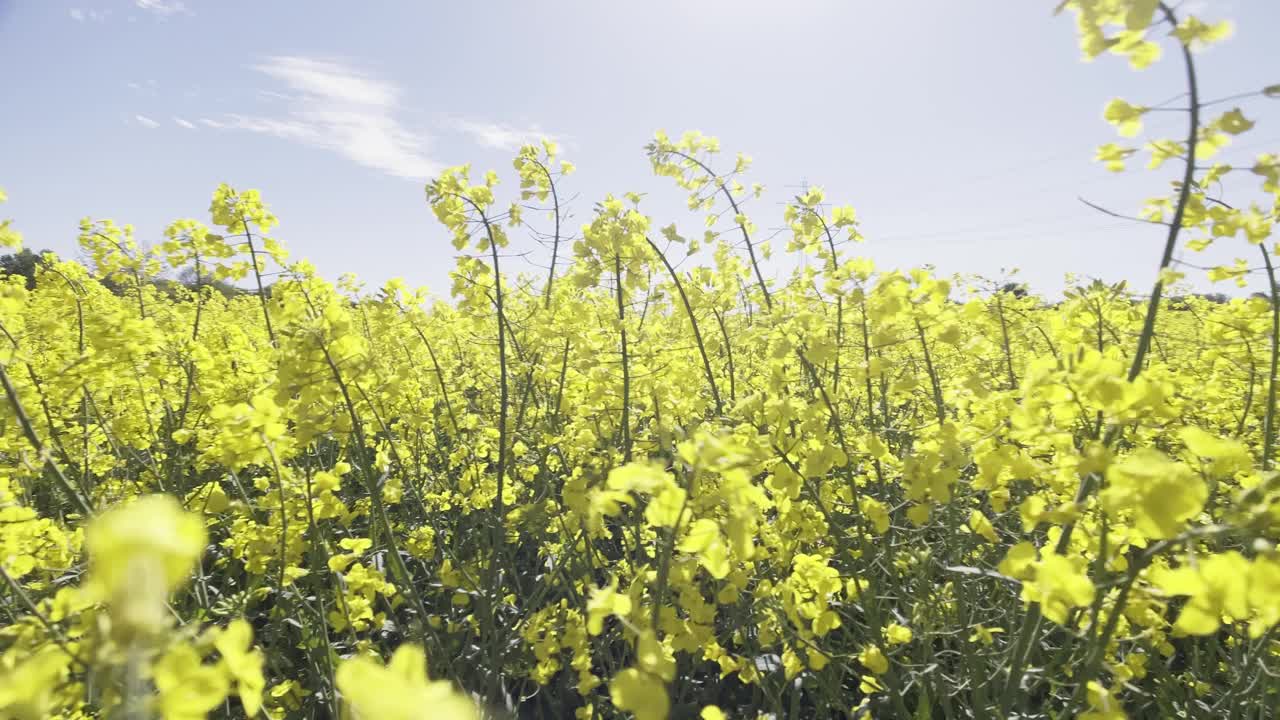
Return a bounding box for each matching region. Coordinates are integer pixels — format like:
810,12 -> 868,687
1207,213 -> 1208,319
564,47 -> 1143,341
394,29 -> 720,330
136,0 -> 189,16
201,55 -> 563,180
449,118 -> 562,152
126,79 -> 158,95
69,8 -> 109,22
134,114 -> 160,129
255,57 -> 395,108
256,90 -> 292,102
174,117 -> 196,130
207,56 -> 441,181
212,115 -> 319,142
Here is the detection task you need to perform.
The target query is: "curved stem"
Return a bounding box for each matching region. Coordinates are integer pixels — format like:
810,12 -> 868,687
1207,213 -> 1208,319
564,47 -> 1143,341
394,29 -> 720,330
1261,245 -> 1278,469
0,362 -> 93,516
614,254 -> 632,462
711,306 -> 736,403
537,159 -> 563,310
1003,6 -> 1200,711
662,149 -> 773,310
645,236 -> 723,414
1126,2 -> 1201,383
243,219 -> 277,345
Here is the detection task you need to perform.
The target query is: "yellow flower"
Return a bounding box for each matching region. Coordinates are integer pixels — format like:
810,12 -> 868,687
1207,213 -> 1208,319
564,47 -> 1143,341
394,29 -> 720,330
0,188 -> 22,251
85,494 -> 207,638
335,644 -> 478,720
646,484 -> 687,529
636,630 -> 675,682
884,623 -> 913,645
906,504 -> 931,526
586,578 -> 633,635
858,645 -> 889,675
1103,98 -> 1147,137
185,482 -> 230,514
1079,680 -> 1127,720
1250,554 -> 1280,636
1021,554 -> 1095,625
1155,551 -> 1251,636
967,510 -> 998,543
154,643 -> 232,720
678,518 -> 731,579
213,620 -> 266,716
1101,450 -> 1206,540
998,541 -> 1038,580
0,646 -> 72,720
1171,16 -> 1233,48
859,497 -> 891,534
609,667 -> 668,720
607,461 -> 671,495
1178,426 -> 1251,476
968,624 -> 1004,646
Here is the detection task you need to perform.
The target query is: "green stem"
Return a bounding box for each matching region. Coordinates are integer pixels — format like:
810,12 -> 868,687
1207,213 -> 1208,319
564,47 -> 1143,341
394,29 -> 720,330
1260,244 -> 1277,469
614,254 -> 632,462
645,235 -> 723,414
1125,2 -> 1201,384
242,219 -> 276,345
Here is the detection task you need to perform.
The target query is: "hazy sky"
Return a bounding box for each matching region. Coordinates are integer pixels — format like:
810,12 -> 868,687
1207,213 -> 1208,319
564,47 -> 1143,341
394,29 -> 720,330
1,0 -> 1277,299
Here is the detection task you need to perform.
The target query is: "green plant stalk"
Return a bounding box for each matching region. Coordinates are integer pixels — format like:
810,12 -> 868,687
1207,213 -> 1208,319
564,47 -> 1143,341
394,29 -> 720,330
1002,4 -> 1201,710
916,318 -> 947,426
1260,244 -> 1277,469
614,254 -> 633,462
537,158 -> 563,310
663,149 -> 773,310
477,209 -> 511,553
996,293 -> 1017,389
711,305 -> 736,403
0,362 -> 93,516
403,315 -> 461,435
242,218 -> 277,345
313,334 -> 436,656
645,235 -> 723,414
1125,4 -> 1200,384
553,337 -> 571,429
650,498 -> 689,633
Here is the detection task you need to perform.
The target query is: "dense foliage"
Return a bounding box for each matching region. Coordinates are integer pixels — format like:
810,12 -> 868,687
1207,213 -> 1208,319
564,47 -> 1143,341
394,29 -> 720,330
2,2 -> 1279,718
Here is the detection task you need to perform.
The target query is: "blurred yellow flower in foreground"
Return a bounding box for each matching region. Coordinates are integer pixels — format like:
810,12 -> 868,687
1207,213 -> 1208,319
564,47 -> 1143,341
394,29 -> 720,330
85,494 -> 207,639
336,644 -> 478,720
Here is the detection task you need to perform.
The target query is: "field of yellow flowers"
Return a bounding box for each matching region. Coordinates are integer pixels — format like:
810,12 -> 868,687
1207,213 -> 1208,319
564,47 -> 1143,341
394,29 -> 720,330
2,2 -> 1279,719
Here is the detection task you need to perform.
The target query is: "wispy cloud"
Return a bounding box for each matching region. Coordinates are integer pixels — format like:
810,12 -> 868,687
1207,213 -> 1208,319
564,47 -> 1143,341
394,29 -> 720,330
174,117 -> 196,130
256,90 -> 293,103
69,8 -> 109,22
135,0 -> 190,17
198,55 -> 563,180
448,118 -> 562,152
126,79 -> 159,95
206,56 -> 440,181
134,114 -> 160,129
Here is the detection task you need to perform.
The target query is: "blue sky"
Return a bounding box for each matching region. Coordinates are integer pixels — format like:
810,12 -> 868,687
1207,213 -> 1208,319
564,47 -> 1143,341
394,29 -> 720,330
1,0 -> 1277,298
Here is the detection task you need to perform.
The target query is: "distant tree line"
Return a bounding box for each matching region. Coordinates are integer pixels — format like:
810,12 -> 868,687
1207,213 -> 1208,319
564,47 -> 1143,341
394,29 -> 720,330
0,248 -> 255,298
0,250 -> 1248,308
